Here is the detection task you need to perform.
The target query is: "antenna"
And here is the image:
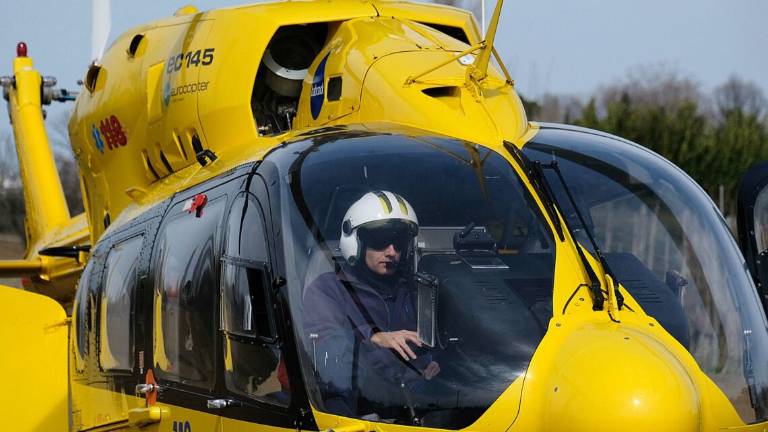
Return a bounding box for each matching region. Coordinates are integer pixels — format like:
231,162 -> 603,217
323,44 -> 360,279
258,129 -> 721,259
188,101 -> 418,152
481,0 -> 486,37
468,0 -> 503,83
404,0 -> 512,86
91,0 -> 112,63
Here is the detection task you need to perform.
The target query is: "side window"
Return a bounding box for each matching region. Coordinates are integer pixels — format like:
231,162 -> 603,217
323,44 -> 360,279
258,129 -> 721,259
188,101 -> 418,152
221,193 -> 288,405
74,257 -> 97,372
754,187 -> 768,255
153,196 -> 226,390
99,235 -> 144,371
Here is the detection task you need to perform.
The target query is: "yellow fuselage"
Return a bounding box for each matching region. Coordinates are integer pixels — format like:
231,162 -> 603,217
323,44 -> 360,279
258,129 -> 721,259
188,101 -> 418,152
1,1 -> 766,431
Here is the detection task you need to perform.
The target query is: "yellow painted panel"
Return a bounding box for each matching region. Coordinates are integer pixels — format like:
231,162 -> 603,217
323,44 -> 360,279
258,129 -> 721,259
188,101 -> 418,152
222,416 -> 296,432
0,287 -> 68,432
373,0 -> 481,43
145,402 -> 222,432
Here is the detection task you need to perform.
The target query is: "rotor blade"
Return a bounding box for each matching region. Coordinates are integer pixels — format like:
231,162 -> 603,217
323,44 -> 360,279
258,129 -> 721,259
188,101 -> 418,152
91,0 -> 112,63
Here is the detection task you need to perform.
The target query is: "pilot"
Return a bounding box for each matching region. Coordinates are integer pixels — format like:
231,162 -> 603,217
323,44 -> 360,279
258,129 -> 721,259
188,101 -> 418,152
303,190 -> 440,417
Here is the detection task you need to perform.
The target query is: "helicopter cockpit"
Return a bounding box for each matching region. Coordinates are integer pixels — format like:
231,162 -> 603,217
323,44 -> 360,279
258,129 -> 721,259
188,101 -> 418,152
261,125 -> 768,427
268,129 -> 556,428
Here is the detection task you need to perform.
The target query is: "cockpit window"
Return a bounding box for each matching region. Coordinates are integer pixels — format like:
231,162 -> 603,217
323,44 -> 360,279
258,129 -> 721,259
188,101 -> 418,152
524,126 -> 768,424
269,132 -> 555,429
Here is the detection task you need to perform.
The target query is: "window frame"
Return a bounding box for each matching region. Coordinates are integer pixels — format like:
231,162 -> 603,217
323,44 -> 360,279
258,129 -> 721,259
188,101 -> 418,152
73,254 -> 102,373
219,189 -> 288,407
220,191 -> 278,343
220,256 -> 277,343
97,233 -> 145,373
151,194 -> 228,391
146,170 -> 249,415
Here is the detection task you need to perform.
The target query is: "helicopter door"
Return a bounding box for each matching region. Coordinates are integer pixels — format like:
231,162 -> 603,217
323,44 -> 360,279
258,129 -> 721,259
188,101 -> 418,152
218,176 -> 297,431
144,179 -> 234,432
737,161 -> 768,313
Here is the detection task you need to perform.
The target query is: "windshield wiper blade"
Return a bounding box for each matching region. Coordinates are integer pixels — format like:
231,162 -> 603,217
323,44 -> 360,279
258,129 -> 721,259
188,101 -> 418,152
504,142 -> 564,242
503,142 -> 603,310
535,161 -> 606,311
539,160 -> 625,313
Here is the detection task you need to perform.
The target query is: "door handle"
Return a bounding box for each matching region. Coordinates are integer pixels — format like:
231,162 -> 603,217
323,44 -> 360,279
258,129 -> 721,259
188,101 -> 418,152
206,399 -> 240,409
136,383 -> 159,395
128,406 -> 168,428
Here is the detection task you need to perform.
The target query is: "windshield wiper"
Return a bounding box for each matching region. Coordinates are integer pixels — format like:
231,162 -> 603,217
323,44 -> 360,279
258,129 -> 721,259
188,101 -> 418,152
536,160 -> 624,310
504,142 -> 605,311
538,159 -> 626,315
742,325 -> 767,417
504,142 -> 564,242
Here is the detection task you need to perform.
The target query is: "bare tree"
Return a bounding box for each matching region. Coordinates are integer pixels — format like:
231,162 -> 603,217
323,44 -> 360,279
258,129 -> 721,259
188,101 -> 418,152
532,93 -> 584,123
714,75 -> 767,120
0,130 -> 19,186
597,64 -> 704,114
47,107 -> 84,215
0,130 -> 25,239
0,104 -> 83,240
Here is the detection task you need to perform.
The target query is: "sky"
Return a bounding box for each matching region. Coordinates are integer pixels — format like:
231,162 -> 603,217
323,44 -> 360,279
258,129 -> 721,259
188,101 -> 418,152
0,0 -> 766,139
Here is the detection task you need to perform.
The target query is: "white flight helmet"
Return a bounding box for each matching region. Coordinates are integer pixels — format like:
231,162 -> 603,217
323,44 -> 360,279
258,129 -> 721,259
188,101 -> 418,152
339,191 -> 419,266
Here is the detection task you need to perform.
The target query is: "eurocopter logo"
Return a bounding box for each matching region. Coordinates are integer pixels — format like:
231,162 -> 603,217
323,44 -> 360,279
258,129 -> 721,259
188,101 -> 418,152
163,79 -> 210,106
310,53 -> 330,120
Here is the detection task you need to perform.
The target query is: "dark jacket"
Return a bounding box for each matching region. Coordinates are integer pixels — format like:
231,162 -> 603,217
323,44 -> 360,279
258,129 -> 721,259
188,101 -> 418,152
302,265 -> 430,415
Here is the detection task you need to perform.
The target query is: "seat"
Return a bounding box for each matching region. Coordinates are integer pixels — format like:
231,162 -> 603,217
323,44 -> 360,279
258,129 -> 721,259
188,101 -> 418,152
302,240 -> 341,295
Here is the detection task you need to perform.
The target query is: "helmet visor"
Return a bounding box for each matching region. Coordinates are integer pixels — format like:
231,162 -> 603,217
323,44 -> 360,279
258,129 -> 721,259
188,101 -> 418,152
358,220 -> 416,252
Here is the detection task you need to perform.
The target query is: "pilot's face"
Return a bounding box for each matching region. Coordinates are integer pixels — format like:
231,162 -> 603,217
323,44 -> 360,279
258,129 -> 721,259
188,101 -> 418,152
364,244 -> 401,276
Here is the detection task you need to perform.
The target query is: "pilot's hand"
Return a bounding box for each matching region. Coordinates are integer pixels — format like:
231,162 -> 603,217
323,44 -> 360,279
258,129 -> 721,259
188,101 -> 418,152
370,330 -> 421,360
423,361 -> 440,380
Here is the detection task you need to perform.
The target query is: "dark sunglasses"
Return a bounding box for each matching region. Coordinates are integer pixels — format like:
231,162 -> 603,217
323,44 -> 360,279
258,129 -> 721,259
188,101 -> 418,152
359,226 -> 413,251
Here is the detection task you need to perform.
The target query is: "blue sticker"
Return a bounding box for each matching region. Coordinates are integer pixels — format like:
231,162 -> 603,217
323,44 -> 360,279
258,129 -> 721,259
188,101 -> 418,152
91,124 -> 104,153
310,53 -> 330,120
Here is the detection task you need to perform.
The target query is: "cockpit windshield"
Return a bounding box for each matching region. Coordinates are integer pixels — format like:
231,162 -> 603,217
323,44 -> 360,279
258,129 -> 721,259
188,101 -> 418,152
524,126 -> 768,424
269,131 -> 555,428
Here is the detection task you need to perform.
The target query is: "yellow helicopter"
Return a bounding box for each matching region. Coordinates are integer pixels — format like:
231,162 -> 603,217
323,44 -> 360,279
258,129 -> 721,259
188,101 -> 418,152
3,0 -> 768,431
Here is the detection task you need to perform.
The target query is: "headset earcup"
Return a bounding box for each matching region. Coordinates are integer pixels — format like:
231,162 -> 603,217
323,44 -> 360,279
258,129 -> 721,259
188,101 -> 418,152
355,233 -> 364,265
